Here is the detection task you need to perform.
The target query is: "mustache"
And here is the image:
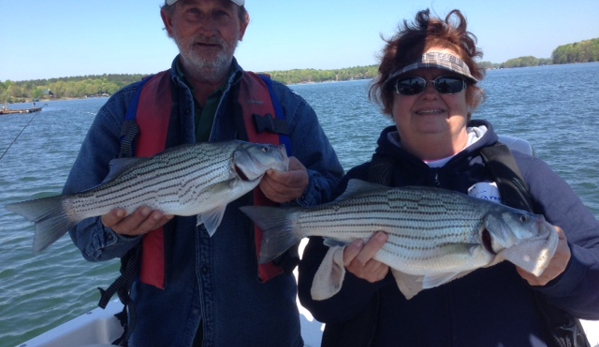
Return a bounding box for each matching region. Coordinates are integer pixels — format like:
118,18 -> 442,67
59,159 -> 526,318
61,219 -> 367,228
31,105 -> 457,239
193,35 -> 226,46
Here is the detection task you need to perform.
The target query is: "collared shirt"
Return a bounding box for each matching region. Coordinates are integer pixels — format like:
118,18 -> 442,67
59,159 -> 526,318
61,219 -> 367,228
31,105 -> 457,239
175,62 -> 230,142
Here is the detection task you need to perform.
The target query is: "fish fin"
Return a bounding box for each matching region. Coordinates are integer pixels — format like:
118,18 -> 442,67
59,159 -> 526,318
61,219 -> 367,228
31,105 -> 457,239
240,205 -> 301,264
197,205 -> 227,237
334,179 -> 389,202
105,158 -> 147,182
391,269 -> 425,300
323,238 -> 346,247
5,195 -> 76,254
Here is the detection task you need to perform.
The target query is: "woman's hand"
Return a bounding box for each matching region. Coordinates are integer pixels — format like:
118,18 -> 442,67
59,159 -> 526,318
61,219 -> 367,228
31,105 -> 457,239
344,231 -> 390,282
517,226 -> 571,286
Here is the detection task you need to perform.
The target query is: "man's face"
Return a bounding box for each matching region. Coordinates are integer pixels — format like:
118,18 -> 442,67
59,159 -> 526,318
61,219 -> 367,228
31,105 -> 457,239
162,0 -> 248,82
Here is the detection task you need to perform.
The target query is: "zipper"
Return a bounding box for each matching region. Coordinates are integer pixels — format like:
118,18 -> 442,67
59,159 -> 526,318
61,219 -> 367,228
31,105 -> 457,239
433,171 -> 441,186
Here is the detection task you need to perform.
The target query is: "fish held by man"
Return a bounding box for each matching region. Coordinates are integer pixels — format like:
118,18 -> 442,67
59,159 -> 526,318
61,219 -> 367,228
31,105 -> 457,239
240,179 -> 558,299
6,140 -> 289,254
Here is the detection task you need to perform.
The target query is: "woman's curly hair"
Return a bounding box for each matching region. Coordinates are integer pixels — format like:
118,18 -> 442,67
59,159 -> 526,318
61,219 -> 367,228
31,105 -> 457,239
370,9 -> 486,117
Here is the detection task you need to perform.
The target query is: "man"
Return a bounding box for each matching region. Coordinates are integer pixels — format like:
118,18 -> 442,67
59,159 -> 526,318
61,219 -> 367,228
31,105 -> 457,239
64,0 -> 343,346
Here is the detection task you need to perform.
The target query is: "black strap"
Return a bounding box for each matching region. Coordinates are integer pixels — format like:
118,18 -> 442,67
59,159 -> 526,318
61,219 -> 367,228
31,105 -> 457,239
481,143 -> 590,347
252,113 -> 290,135
480,144 -> 535,213
362,142 -> 589,347
367,152 -> 394,186
95,118 -> 143,345
98,120 -> 142,346
97,83 -> 151,344
97,244 -> 141,346
119,120 -> 140,158
97,244 -> 140,308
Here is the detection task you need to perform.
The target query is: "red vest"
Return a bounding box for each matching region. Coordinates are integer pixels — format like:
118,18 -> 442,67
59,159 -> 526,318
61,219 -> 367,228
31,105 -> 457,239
132,70 -> 288,289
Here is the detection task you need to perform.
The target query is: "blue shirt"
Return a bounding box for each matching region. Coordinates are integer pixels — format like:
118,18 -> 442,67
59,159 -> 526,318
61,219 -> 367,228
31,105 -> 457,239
64,56 -> 343,347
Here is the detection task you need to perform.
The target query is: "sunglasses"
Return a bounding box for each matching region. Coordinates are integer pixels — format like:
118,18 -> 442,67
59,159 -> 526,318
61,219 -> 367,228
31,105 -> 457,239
394,76 -> 467,95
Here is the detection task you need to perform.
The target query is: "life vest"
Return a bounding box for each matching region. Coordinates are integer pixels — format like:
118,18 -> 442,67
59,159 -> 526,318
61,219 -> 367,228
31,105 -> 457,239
121,69 -> 292,289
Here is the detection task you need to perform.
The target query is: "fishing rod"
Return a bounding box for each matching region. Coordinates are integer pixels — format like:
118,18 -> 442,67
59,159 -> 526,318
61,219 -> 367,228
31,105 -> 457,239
0,109 -> 42,161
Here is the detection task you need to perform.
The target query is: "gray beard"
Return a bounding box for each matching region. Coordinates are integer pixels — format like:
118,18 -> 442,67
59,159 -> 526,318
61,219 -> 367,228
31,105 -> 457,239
174,35 -> 238,84
182,54 -> 232,84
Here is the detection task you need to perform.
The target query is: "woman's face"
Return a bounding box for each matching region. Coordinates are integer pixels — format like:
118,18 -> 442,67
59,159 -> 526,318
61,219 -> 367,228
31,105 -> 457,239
391,49 -> 470,160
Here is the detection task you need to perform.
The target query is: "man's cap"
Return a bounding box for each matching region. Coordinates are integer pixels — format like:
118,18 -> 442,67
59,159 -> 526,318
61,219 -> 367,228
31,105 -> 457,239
384,52 -> 478,89
166,0 -> 244,5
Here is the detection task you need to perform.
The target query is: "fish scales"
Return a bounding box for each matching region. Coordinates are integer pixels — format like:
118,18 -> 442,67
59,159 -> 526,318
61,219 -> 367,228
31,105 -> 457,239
296,213 -> 483,270
69,148 -> 233,217
240,179 -> 557,299
298,204 -> 478,271
5,140 -> 289,254
73,168 -> 221,216
296,194 -> 483,238
298,209 -> 482,260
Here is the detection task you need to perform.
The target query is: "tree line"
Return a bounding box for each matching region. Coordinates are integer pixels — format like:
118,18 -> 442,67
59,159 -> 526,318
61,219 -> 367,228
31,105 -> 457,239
478,38 -> 598,69
552,38 -> 599,64
0,74 -> 145,104
2,38 -> 597,104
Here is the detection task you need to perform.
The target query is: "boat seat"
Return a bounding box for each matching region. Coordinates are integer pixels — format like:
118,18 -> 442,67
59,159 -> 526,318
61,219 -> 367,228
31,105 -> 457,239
497,135 -> 534,156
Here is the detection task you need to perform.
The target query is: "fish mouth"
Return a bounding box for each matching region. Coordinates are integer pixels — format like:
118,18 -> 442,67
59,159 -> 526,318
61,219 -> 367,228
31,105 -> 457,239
481,229 -> 497,255
235,164 -> 253,182
235,164 -> 266,183
232,144 -> 289,182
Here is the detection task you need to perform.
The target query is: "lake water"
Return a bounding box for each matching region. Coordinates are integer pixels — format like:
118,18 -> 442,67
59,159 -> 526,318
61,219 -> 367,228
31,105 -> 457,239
1,62 -> 599,346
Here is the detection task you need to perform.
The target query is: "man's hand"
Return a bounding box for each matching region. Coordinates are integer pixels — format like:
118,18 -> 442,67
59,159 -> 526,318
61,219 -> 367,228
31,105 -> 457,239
101,207 -> 174,237
259,156 -> 309,203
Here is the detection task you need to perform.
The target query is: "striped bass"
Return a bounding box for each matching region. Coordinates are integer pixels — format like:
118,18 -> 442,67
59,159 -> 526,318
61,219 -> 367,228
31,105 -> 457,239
241,179 -> 558,299
6,140 -> 289,254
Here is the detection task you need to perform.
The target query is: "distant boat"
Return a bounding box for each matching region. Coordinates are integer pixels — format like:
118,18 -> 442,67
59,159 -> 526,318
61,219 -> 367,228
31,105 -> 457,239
0,104 -> 45,115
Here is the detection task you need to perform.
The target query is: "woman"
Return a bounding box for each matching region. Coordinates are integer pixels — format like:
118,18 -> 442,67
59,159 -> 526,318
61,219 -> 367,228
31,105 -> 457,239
298,9 -> 599,347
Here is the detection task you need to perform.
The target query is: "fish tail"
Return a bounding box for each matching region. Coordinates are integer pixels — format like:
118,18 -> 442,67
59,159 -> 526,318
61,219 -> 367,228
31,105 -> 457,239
240,205 -> 301,264
5,195 -> 76,254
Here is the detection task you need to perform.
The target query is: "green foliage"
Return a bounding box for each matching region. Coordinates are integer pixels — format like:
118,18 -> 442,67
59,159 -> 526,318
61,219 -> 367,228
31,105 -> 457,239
479,61 -> 500,70
262,65 -> 379,85
500,56 -> 552,68
0,68 -> 381,103
552,38 -> 599,64
2,38 -> 597,103
0,74 -> 145,103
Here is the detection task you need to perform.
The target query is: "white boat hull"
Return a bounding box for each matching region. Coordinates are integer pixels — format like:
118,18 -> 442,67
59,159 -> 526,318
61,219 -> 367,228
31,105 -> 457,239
17,240 -> 599,347
18,299 -> 324,347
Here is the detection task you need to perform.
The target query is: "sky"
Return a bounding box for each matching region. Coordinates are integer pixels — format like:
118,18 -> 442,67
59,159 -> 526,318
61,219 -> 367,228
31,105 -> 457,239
1,0 -> 598,82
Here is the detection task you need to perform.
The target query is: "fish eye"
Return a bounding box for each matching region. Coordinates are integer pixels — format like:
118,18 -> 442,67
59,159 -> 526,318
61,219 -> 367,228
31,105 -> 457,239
519,214 -> 528,222
261,146 -> 270,153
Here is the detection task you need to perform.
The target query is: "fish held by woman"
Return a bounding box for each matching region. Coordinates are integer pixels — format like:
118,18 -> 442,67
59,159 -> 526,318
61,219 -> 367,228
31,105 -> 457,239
6,140 -> 289,254
240,179 -> 558,299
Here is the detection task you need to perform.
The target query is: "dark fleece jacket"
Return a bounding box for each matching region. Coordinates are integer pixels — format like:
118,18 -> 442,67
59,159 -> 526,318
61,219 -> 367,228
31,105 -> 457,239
298,119 -> 599,347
